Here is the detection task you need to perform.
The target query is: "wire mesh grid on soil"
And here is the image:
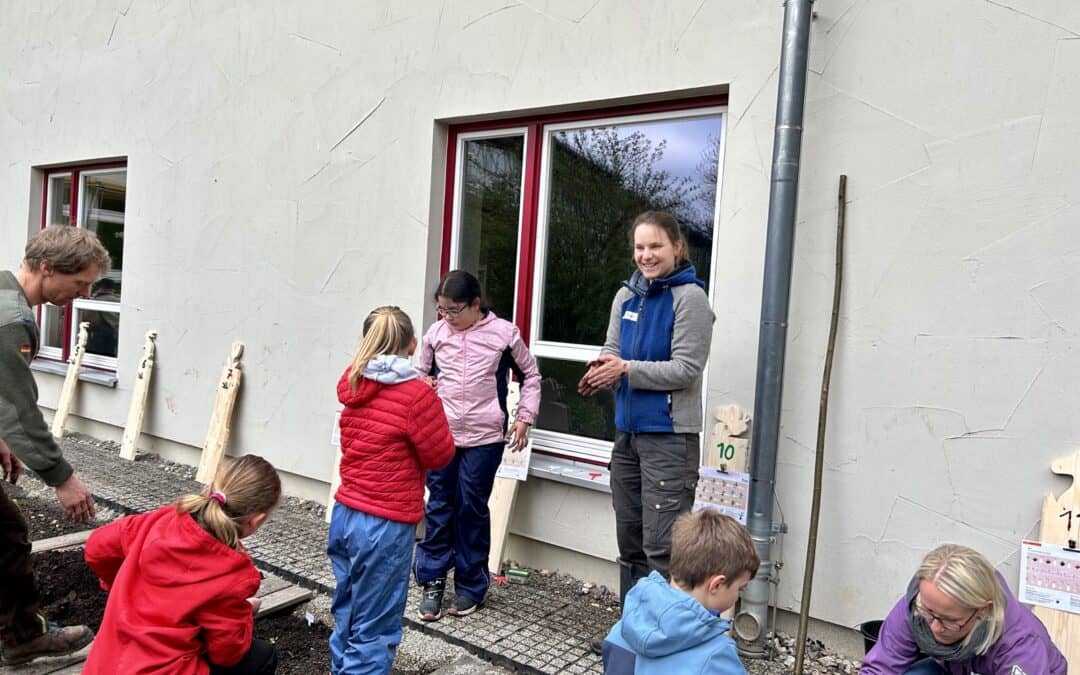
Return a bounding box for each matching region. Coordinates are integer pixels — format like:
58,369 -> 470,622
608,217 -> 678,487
403,572 -> 609,674
52,434 -> 619,673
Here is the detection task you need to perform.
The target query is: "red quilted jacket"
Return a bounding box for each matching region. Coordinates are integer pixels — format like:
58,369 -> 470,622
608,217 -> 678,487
335,367 -> 454,523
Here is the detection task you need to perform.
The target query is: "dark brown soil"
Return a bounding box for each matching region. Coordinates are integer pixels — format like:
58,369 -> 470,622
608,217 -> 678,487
31,549 -> 333,674
2,481 -> 97,539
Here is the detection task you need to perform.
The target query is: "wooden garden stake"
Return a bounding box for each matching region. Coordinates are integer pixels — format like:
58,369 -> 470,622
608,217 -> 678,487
51,321 -> 90,439
196,341 -> 244,484
119,330 -> 158,460
1033,449 -> 1080,670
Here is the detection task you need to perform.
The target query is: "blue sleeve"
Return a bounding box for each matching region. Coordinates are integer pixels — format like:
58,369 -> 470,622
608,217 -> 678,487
700,637 -> 747,674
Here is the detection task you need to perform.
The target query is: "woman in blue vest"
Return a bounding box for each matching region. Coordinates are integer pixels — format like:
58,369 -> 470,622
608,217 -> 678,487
579,210 -> 714,606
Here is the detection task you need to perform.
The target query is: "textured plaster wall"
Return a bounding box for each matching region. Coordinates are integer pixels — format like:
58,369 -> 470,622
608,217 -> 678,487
1,0 -> 1078,628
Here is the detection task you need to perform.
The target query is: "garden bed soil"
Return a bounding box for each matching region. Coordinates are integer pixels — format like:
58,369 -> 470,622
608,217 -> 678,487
33,549 -> 334,675
2,481 -> 97,540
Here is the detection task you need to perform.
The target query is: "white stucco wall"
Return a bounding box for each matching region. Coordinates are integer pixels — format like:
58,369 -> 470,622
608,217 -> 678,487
2,0 -> 1078,631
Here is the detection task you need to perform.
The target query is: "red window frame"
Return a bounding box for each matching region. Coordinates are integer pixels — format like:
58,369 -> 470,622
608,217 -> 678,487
441,94 -> 728,345
440,95 -> 728,466
38,160 -> 127,366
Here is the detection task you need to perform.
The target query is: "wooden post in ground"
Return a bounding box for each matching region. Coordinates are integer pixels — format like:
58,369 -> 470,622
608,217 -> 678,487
488,381 -> 522,576
1033,449 -> 1080,670
51,321 -> 90,439
196,341 -> 244,484
119,330 -> 158,460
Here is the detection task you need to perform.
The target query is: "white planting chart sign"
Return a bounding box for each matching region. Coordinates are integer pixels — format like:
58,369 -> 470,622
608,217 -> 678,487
692,467 -> 750,524
1019,540 -> 1080,615
495,381 -> 532,481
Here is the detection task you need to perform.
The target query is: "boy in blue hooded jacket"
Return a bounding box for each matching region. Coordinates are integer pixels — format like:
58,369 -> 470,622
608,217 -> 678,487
602,509 -> 759,675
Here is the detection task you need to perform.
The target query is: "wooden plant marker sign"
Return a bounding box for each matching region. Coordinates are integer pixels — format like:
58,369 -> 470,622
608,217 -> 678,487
1033,448 -> 1080,670
51,321 -> 90,439
326,409 -> 342,524
488,380 -> 522,576
196,341 -> 244,484
705,404 -> 750,472
119,330 -> 158,460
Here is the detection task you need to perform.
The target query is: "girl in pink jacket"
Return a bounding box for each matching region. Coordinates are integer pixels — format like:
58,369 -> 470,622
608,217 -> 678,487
412,270 -> 541,621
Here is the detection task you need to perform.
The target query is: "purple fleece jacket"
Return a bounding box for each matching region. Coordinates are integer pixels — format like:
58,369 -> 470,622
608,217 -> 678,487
861,574 -> 1066,675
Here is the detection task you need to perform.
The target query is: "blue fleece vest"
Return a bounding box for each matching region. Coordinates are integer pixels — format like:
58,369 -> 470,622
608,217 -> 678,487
615,265 -> 705,434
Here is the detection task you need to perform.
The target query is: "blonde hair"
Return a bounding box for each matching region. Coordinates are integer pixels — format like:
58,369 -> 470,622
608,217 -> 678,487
917,544 -> 1006,654
176,455 -> 281,550
669,509 -> 759,589
347,306 -> 415,390
24,225 -> 111,275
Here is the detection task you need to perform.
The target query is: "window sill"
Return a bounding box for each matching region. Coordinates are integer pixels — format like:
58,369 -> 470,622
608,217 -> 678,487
529,456 -> 610,493
30,359 -> 118,388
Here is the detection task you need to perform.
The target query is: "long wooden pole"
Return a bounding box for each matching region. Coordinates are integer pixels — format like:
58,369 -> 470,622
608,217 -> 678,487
794,175 -> 847,675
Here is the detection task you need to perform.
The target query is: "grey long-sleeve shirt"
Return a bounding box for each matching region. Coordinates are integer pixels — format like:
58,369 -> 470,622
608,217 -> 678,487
0,270 -> 73,486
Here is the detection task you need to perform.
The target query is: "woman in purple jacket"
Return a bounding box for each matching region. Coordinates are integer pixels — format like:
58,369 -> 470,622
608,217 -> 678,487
861,544 -> 1066,675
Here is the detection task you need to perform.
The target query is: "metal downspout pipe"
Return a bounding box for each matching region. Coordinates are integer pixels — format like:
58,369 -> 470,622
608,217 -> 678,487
734,0 -> 814,658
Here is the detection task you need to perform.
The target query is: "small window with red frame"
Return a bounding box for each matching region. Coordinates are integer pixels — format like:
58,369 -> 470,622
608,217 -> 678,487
38,162 -> 126,371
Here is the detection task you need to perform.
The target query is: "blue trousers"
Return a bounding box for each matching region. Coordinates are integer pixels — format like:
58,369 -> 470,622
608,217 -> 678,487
904,658 -> 944,675
413,442 -> 504,603
327,503 -> 415,675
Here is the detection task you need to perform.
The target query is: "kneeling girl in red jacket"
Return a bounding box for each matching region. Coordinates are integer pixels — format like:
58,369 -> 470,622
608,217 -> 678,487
83,455 -> 282,675
330,305 -> 455,675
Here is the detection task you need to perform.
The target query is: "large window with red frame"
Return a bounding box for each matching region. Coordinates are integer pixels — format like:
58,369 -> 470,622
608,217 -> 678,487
39,163 -> 127,371
443,99 -> 725,464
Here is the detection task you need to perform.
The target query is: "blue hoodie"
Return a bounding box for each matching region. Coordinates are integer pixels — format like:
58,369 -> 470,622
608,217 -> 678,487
602,571 -> 746,675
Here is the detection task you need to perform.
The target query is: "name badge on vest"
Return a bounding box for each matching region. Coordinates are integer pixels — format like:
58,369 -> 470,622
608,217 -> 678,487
622,310 -> 639,322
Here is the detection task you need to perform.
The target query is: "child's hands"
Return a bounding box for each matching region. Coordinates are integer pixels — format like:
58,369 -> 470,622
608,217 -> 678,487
247,597 -> 262,614
422,375 -> 438,391
506,420 -> 531,452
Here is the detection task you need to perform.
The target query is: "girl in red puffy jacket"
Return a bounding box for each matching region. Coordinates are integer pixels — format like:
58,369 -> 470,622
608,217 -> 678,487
83,455 -> 281,675
330,306 -> 455,675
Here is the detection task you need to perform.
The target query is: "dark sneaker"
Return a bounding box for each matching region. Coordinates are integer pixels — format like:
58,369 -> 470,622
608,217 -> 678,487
589,637 -> 604,655
447,594 -> 479,617
1,624 -> 94,666
418,578 -> 446,622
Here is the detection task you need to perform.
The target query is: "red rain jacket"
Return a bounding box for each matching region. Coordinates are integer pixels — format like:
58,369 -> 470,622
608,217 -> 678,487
83,506 -> 261,675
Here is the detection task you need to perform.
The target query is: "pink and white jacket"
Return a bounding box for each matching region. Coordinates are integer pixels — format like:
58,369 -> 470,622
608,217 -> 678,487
417,311 -> 541,448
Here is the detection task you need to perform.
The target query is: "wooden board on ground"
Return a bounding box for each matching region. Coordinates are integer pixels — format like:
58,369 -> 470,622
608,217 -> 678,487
51,322 -> 90,439
120,330 -> 158,460
196,341 -> 244,484
0,642 -> 92,675
1032,448 -> 1080,671
31,529 -> 93,553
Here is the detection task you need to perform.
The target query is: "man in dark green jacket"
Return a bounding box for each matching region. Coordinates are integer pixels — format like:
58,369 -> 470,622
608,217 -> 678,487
0,225 -> 110,666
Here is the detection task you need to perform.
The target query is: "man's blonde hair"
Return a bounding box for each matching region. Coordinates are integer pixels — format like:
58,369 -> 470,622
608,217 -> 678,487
917,544 -> 1005,654
669,509 -> 759,589
24,225 -> 111,275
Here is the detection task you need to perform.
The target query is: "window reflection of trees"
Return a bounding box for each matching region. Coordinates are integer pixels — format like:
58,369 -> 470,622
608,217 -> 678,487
541,124 -> 719,346
459,138 -> 523,321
